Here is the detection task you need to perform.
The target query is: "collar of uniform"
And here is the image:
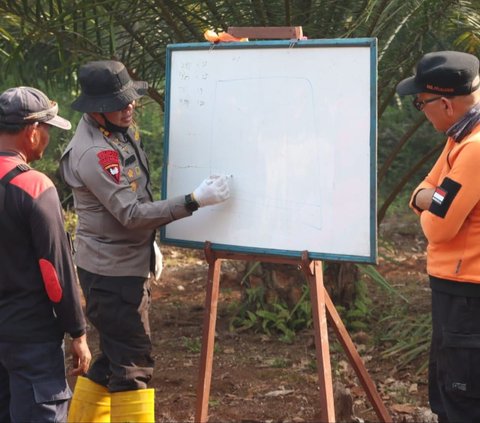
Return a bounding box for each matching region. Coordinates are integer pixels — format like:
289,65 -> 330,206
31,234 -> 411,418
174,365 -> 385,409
84,113 -> 137,143
130,121 -> 141,142
83,113 -> 112,138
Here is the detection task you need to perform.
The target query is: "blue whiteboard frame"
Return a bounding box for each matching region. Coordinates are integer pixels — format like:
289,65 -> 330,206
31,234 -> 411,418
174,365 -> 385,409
161,38 -> 377,264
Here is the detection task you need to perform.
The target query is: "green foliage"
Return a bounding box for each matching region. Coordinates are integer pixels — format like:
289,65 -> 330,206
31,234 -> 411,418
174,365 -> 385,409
181,336 -> 202,354
269,357 -> 289,368
29,127 -> 73,205
134,98 -> 164,200
229,284 -> 312,344
332,278 -> 373,332
357,263 -> 409,303
0,0 -> 478,218
208,398 -> 220,408
64,209 -> 78,237
230,262 -> 407,340
181,335 -> 219,354
379,310 -> 431,374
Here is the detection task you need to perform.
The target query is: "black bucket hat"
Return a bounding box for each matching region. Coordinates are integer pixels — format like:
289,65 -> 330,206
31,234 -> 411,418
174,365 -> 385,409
396,51 -> 480,96
71,60 -> 148,113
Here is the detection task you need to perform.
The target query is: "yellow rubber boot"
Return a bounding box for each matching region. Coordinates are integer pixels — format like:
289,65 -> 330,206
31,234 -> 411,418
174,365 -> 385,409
68,376 -> 111,422
111,388 -> 155,423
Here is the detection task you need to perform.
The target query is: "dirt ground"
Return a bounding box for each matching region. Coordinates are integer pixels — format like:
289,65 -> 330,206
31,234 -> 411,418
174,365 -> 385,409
73,216 -> 436,423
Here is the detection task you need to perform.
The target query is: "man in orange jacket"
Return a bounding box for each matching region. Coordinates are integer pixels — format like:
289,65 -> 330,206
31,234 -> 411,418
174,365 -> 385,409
397,51 -> 480,422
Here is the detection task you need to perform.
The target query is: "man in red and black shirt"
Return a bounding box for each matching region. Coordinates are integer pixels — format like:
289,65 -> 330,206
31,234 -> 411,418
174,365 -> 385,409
0,86 -> 91,422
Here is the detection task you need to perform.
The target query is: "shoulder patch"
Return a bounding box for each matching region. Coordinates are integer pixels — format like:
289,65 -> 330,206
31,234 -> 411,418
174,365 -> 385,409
97,150 -> 120,183
429,177 -> 461,218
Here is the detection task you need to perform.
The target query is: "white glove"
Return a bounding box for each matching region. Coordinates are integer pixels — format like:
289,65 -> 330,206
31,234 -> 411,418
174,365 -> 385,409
193,175 -> 230,207
153,241 -> 163,281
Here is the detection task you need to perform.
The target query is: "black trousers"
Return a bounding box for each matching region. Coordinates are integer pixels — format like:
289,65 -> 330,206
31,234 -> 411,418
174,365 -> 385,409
77,268 -> 154,392
429,289 -> 480,422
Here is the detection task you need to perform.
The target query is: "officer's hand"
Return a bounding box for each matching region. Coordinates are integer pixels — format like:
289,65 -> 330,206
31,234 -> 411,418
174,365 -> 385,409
69,334 -> 92,376
193,175 -> 230,207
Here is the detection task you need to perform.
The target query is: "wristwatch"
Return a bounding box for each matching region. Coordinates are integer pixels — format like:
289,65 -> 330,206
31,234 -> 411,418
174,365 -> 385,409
184,193 -> 200,212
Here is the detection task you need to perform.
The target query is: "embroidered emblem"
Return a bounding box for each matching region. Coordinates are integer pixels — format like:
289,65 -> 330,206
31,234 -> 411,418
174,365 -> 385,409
135,166 -> 141,176
130,181 -> 138,192
125,155 -> 136,166
111,138 -> 129,153
432,187 -> 447,205
99,126 -> 111,138
127,168 -> 135,179
132,122 -> 141,141
451,382 -> 467,392
97,150 -> 121,183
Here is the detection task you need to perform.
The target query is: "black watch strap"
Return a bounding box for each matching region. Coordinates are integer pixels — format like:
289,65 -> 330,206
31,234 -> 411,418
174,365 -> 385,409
185,193 -> 200,212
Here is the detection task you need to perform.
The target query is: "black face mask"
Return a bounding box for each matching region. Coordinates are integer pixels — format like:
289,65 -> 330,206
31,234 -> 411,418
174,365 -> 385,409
101,113 -> 129,135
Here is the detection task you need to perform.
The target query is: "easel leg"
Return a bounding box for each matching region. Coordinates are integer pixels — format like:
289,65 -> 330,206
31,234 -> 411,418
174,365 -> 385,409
324,291 -> 392,423
306,260 -> 336,422
195,257 -> 222,423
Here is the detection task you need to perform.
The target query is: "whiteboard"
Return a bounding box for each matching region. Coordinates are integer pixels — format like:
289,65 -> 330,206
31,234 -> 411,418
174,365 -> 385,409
161,39 -> 377,263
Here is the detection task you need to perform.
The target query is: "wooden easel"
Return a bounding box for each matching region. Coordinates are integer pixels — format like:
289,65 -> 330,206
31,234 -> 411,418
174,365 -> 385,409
195,243 -> 392,423
195,26 -> 390,422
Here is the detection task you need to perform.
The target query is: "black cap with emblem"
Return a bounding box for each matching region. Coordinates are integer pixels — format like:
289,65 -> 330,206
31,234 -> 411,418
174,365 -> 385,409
396,51 -> 480,96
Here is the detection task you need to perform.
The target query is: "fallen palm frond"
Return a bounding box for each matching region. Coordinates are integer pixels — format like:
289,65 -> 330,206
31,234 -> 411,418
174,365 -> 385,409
379,312 -> 431,374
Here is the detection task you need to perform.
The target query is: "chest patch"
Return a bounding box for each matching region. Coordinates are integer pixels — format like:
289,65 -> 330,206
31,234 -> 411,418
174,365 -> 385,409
97,150 -> 120,183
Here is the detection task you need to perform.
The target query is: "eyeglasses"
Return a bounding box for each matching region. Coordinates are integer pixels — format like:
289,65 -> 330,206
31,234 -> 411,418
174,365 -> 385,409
413,96 -> 443,111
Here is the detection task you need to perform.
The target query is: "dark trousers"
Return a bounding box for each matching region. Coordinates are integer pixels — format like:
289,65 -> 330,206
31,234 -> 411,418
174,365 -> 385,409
0,340 -> 70,422
429,289 -> 480,422
77,268 -> 154,392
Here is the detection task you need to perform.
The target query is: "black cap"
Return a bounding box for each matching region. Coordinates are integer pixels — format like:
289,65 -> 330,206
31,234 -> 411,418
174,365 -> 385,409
396,51 -> 480,96
71,60 -> 148,113
0,87 -> 71,130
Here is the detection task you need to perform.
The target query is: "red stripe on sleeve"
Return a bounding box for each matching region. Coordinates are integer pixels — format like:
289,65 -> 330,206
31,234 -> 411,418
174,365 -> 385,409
38,258 -> 63,303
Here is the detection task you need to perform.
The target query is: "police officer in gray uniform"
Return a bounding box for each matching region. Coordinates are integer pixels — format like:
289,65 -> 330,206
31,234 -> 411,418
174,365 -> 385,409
61,60 -> 230,422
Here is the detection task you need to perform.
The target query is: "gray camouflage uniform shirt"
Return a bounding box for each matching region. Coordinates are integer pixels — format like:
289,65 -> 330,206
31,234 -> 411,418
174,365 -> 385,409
60,114 -> 191,277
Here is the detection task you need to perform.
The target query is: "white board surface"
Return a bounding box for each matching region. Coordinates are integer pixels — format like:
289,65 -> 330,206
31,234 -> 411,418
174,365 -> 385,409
161,39 -> 377,263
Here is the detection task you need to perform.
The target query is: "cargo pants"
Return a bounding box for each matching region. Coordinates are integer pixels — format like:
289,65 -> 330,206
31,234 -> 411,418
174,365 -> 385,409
77,268 -> 153,392
429,288 -> 480,422
0,340 -> 70,422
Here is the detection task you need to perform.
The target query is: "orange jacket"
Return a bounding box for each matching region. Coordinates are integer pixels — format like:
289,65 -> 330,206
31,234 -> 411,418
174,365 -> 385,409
410,124 -> 480,283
